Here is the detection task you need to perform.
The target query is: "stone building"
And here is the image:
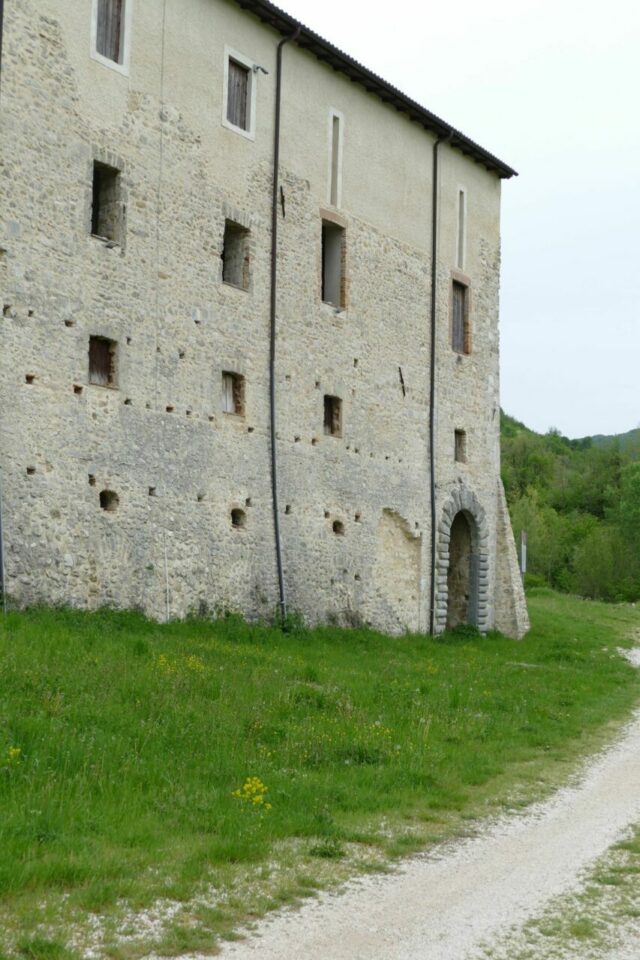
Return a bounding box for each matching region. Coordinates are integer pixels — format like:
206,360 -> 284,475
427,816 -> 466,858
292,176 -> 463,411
0,0 -> 529,638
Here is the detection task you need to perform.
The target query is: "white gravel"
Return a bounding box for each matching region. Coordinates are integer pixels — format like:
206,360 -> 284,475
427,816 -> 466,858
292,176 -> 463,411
217,707 -> 640,960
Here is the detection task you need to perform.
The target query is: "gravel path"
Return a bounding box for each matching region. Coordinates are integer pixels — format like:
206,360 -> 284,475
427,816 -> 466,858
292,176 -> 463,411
219,708 -> 640,960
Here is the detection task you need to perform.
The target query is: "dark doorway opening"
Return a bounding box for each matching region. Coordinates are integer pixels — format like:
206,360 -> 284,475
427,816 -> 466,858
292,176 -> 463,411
446,511 -> 478,630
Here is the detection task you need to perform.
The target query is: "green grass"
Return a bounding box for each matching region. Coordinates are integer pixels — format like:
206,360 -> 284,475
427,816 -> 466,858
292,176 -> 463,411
481,824 -> 640,959
1,588 -> 639,956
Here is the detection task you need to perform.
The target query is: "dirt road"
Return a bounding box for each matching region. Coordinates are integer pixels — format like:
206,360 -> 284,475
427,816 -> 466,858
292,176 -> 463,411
218,707 -> 640,960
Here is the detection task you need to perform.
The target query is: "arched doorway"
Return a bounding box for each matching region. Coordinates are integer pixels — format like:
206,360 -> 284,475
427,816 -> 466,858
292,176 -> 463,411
434,484 -> 490,635
446,511 -> 477,629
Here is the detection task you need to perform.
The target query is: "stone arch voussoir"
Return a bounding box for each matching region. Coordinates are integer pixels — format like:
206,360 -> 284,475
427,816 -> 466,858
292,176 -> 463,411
434,484 -> 491,635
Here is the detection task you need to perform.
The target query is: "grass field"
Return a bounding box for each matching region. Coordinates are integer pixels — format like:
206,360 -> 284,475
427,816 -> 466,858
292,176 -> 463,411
1,589 -> 639,957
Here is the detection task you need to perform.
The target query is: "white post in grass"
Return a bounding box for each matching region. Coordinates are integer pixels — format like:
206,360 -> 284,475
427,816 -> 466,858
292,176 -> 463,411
520,530 -> 527,583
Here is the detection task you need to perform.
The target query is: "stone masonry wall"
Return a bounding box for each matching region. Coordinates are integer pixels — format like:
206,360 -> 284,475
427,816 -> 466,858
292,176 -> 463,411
0,0 -> 528,637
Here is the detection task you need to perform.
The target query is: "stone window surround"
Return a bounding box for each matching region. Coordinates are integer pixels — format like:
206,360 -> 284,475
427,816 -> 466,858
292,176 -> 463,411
449,267 -> 472,356
222,46 -> 258,141
89,0 -> 133,77
434,484 -> 490,634
86,147 -> 127,251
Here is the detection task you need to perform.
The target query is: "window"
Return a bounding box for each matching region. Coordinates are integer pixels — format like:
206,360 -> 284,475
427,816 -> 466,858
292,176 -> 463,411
323,395 -> 342,437
454,429 -> 467,463
231,508 -> 246,528
329,111 -> 344,207
89,336 -> 117,387
222,220 -> 250,289
99,490 -> 119,512
227,60 -> 250,129
96,0 -> 124,63
457,189 -> 466,270
321,221 -> 345,307
91,162 -> 122,242
451,280 -> 470,354
91,0 -> 130,73
222,372 -> 245,416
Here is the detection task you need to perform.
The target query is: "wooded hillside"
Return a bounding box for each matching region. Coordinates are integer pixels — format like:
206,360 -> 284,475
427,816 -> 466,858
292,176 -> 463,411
501,413 -> 640,601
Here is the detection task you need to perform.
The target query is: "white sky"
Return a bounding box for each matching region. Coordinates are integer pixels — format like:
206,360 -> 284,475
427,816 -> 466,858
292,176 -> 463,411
276,0 -> 640,438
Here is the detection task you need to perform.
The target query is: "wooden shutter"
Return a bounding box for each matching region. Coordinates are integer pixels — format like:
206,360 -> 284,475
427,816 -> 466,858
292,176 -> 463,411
452,281 -> 466,353
227,60 -> 249,129
96,0 -> 123,64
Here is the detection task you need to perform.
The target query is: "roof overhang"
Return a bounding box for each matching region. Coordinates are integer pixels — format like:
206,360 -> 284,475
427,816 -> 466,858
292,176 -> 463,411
234,0 -> 518,179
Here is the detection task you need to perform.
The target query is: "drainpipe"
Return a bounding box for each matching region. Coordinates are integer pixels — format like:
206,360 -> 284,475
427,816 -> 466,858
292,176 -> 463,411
0,0 -> 4,95
269,27 -> 300,626
428,132 -> 451,636
0,0 -> 5,612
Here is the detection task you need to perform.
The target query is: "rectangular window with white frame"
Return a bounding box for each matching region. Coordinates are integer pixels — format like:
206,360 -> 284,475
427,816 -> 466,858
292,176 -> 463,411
223,48 -> 258,139
91,0 -> 132,74
328,110 -> 344,207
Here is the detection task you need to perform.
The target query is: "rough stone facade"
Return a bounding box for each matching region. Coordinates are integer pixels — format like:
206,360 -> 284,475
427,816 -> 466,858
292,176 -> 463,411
0,0 -> 529,638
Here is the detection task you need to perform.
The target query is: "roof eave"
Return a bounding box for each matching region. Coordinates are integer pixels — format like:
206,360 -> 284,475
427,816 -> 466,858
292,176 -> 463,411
235,0 -> 518,179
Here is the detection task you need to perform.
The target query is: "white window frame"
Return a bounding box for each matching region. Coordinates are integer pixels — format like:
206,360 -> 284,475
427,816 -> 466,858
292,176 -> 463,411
90,0 -> 133,76
327,109 -> 344,208
456,186 -> 467,271
222,46 -> 257,141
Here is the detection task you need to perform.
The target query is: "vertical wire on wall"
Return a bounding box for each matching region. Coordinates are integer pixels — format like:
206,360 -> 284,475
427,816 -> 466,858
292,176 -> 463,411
154,0 -> 170,620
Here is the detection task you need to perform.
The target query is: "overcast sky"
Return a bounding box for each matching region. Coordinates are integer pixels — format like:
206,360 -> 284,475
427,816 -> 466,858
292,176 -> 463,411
278,0 -> 640,438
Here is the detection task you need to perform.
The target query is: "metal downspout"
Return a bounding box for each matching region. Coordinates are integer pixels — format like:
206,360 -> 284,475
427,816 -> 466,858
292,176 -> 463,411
428,133 -> 449,636
0,0 -> 6,613
0,0 -> 4,91
269,28 -> 300,626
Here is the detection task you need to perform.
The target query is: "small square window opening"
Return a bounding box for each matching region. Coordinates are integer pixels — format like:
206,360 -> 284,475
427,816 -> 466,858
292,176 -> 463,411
222,220 -> 250,290
321,221 -> 345,307
89,336 -> 117,387
455,429 -> 467,463
222,372 -> 245,416
323,395 -> 342,437
91,161 -> 122,242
